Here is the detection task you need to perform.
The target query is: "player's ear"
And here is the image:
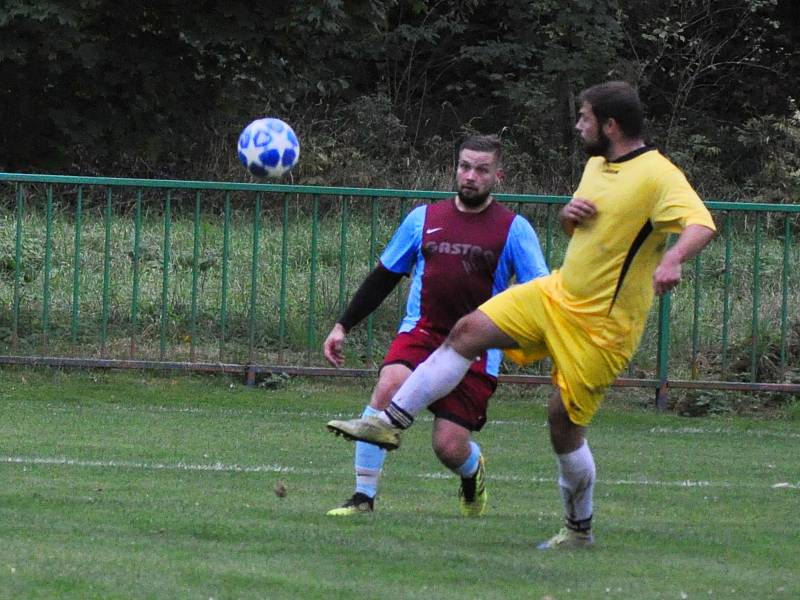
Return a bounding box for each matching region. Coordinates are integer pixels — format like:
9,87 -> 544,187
495,168 -> 505,183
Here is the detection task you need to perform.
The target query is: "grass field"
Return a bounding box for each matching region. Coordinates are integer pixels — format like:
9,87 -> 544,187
1,368 -> 798,599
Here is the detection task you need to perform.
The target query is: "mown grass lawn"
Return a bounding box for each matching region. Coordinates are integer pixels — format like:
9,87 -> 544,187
0,368 -> 797,599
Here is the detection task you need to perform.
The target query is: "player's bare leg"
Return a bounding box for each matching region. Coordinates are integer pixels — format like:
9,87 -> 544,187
432,418 -> 487,517
546,390 -> 586,455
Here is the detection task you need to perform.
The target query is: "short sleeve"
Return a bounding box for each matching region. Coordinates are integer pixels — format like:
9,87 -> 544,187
492,214 -> 549,294
651,167 -> 716,234
504,215 -> 549,283
379,205 -> 426,274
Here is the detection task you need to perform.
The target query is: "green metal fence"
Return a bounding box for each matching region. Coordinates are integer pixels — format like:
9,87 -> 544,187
1,173 -> 798,404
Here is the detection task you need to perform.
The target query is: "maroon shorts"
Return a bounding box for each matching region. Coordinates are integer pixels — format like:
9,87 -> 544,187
382,327 -> 497,431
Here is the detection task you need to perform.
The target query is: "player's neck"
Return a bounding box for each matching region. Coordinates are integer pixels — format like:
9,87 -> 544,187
605,138 -> 646,162
455,195 -> 493,213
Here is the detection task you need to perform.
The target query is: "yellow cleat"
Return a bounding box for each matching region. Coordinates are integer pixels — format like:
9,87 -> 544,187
326,416 -> 402,451
326,493 -> 374,516
459,455 -> 487,517
537,527 -> 594,550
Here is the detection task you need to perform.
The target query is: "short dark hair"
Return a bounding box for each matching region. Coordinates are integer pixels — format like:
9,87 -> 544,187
579,81 -> 644,139
458,134 -> 503,165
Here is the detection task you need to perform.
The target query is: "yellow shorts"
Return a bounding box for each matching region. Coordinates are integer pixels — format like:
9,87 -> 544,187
479,279 -> 629,426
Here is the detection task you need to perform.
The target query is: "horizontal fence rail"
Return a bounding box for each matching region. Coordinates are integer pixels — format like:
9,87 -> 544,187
1,172 -> 798,405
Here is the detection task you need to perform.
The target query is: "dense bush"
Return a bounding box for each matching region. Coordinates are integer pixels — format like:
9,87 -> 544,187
1,1 -> 798,201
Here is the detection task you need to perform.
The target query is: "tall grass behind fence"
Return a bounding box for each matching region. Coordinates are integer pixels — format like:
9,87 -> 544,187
0,185 -> 409,365
0,174 -> 798,397
663,208 -> 799,384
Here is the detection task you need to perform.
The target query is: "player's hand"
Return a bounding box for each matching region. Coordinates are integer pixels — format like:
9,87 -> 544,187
653,258 -> 682,296
323,323 -> 347,367
561,197 -> 597,224
559,197 -> 597,235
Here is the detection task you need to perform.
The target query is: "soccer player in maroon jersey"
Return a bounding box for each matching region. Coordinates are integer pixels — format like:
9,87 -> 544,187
324,135 -> 549,516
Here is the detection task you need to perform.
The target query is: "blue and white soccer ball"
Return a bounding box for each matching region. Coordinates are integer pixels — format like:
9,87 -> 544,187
238,117 -> 300,177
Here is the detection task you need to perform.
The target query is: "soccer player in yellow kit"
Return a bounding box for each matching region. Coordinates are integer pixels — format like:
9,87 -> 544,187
328,80 -> 717,549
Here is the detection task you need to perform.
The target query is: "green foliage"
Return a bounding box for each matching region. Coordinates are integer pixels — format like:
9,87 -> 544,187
618,0 -> 799,198
0,1 -> 223,173
1,1 -> 799,198
0,1 -> 391,176
733,103 -> 800,202
625,0 -> 786,124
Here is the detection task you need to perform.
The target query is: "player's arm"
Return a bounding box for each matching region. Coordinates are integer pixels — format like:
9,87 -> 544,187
559,197 -> 597,236
652,224 -> 716,296
322,264 -> 404,367
504,215 -> 549,283
323,205 -> 422,367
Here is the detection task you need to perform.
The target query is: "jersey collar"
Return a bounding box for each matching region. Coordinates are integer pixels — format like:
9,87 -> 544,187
608,144 -> 656,164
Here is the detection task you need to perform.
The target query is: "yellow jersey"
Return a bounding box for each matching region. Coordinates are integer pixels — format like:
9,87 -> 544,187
539,147 -> 716,352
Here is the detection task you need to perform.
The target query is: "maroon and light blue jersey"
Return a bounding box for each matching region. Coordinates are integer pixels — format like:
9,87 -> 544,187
379,198 -> 548,376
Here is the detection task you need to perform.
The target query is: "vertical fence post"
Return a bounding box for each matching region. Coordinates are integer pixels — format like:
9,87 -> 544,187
41,185 -> 54,353
779,214 -> 791,377
750,213 -> 762,382
720,212 -> 732,377
305,196 -> 320,364
246,193 -> 262,382
130,190 -> 142,358
70,186 -> 83,352
691,254 -> 701,379
219,193 -> 231,360
189,191 -> 201,363
338,196 -> 349,317
278,196 -> 289,362
160,190 -> 172,361
655,291 -> 672,411
12,185 -> 24,353
100,188 -> 113,358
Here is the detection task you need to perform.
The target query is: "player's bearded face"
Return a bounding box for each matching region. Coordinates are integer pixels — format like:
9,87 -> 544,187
458,185 -> 491,207
456,149 -> 499,207
582,127 -> 611,157
576,102 -> 610,157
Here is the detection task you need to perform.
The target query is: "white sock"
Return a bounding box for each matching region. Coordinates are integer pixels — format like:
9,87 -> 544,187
379,345 -> 472,427
556,441 -> 595,532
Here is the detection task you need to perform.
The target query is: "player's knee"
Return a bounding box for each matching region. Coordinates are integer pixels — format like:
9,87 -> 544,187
447,313 -> 485,356
370,364 -> 410,408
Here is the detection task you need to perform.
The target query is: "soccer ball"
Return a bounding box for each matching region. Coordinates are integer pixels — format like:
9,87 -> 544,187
238,117 -> 300,177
